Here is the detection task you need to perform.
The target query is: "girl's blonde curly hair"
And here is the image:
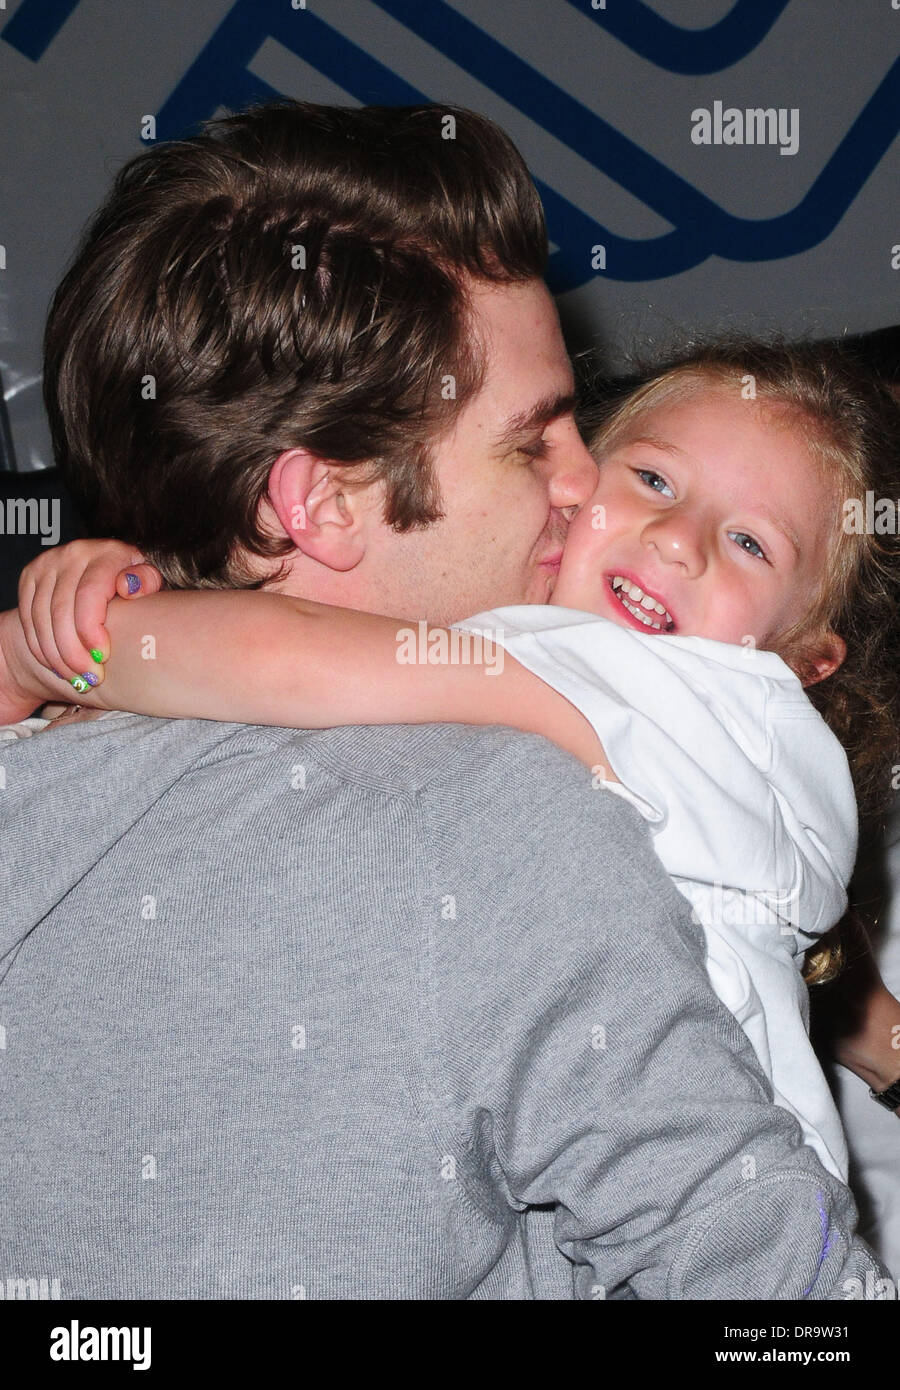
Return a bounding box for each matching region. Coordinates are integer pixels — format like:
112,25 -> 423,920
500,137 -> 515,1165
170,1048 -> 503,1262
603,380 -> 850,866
580,337 -> 900,984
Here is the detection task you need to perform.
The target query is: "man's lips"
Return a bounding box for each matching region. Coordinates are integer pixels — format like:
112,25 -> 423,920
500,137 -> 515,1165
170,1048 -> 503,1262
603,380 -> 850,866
605,569 -> 677,632
538,548 -> 564,570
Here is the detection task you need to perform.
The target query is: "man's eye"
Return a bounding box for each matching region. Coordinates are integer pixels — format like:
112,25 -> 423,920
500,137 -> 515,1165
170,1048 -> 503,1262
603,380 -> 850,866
635,468 -> 674,498
728,531 -> 767,561
519,437 -> 550,460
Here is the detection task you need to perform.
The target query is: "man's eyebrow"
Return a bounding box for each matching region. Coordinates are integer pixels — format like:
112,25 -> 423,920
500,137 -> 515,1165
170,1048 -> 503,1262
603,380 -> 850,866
625,435 -> 802,557
493,391 -> 578,450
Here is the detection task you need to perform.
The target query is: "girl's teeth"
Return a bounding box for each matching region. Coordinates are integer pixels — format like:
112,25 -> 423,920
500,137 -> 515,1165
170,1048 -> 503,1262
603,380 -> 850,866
611,575 -> 672,629
622,596 -> 661,628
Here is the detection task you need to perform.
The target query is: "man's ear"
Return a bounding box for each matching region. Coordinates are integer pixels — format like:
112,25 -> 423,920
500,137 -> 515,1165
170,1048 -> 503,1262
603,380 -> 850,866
797,629 -> 847,688
266,448 -> 367,572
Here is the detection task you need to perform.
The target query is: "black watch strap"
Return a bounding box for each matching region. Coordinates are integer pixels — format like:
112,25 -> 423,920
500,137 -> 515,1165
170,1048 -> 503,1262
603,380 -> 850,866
870,1077 -> 900,1111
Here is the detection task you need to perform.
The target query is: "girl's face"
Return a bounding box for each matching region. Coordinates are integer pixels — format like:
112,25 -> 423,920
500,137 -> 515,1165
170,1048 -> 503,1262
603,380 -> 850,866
552,390 -> 840,656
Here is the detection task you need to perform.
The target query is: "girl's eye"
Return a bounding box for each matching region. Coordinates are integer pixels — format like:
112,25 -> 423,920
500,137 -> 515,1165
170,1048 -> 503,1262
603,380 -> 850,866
728,531 -> 768,561
635,468 -> 675,498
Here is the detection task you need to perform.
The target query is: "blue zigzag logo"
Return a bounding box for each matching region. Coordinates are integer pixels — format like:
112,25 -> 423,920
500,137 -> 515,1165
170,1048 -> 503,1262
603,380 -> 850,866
5,0 -> 899,291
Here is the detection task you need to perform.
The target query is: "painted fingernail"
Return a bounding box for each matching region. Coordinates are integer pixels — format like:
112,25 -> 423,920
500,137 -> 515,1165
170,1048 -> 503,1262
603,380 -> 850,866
125,573 -> 141,594
89,648 -> 105,664
70,676 -> 90,693
79,672 -> 99,687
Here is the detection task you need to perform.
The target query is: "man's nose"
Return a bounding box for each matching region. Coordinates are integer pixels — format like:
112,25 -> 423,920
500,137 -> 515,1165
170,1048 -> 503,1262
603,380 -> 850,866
545,432 -> 598,513
642,509 -> 707,576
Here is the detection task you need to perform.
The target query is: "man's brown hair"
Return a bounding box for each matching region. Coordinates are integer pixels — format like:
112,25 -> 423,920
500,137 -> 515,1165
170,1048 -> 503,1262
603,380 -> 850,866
43,101 -> 548,587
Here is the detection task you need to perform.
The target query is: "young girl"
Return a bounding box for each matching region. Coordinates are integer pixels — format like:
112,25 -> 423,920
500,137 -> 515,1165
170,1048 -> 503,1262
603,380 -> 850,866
8,339 -> 900,1179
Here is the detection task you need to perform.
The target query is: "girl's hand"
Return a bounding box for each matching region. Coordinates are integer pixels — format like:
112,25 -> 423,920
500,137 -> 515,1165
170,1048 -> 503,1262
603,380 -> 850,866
17,539 -> 163,693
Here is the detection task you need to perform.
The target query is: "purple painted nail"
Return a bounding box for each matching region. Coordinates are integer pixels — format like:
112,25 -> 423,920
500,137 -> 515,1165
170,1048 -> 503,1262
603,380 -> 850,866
80,672 -> 99,687
125,572 -> 141,594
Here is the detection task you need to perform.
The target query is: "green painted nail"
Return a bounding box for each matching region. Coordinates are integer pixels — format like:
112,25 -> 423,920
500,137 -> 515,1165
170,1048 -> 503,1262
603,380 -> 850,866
70,676 -> 90,694
90,648 -> 105,664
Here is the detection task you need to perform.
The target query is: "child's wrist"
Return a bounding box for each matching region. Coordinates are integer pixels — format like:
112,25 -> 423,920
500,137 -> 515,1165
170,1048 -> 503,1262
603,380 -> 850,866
0,608 -> 51,721
0,609 -> 111,721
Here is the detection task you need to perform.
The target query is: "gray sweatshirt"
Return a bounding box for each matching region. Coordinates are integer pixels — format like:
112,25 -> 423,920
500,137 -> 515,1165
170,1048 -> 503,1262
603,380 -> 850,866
0,713 -> 889,1299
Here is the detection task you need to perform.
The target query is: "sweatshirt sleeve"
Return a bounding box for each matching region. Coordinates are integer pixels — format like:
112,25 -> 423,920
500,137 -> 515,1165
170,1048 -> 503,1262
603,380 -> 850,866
422,731 -> 885,1300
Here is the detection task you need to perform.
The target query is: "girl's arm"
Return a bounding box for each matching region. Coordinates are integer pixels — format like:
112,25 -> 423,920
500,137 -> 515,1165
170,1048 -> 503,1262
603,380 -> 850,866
3,586 -> 614,777
91,594 -> 900,1108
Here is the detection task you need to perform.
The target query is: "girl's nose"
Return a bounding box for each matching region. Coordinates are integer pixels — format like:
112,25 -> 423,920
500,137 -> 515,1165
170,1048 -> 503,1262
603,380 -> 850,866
642,511 -> 707,575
